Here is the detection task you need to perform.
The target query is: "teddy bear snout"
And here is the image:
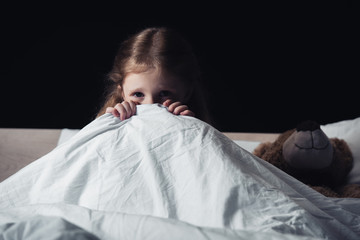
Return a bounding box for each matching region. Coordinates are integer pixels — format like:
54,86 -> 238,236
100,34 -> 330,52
293,130 -> 330,149
282,129 -> 334,170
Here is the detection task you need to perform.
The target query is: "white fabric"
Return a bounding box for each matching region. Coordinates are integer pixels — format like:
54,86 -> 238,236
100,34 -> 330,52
57,128 -> 80,145
56,118 -> 360,184
57,128 -> 261,154
233,140 -> 261,153
321,117 -> 360,184
1,104 -> 359,240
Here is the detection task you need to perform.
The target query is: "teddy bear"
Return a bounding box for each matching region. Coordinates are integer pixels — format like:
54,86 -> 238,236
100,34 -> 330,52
253,120 -> 360,198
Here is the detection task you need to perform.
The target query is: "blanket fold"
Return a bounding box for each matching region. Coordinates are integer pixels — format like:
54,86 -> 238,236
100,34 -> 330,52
1,104 -> 359,240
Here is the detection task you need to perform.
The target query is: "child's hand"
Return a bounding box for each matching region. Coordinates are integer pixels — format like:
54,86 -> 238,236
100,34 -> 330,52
106,101 -> 138,121
162,99 -> 195,117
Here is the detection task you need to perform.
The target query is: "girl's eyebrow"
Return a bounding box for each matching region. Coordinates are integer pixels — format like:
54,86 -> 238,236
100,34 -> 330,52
129,88 -> 143,93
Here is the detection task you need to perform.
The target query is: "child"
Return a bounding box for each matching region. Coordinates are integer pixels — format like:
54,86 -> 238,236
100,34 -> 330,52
97,27 -> 211,124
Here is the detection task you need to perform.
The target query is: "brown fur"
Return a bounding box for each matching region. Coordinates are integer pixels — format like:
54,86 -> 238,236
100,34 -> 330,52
253,128 -> 360,198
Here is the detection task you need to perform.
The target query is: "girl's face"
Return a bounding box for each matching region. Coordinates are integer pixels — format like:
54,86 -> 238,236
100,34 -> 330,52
121,68 -> 188,105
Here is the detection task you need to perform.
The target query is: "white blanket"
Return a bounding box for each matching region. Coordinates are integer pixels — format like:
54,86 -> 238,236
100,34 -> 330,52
1,104 -> 359,240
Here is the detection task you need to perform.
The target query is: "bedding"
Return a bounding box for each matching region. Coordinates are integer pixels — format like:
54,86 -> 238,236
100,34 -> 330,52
57,129 -> 267,153
321,117 -> 360,184
0,104 -> 359,239
56,116 -> 360,185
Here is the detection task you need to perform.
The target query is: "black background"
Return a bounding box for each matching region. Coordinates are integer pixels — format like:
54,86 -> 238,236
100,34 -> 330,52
0,6 -> 358,133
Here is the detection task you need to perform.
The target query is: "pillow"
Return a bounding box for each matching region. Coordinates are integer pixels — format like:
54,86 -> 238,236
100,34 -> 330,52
321,117 -> 360,184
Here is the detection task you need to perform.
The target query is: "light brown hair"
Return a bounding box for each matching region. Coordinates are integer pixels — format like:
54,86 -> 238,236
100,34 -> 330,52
97,27 -> 211,123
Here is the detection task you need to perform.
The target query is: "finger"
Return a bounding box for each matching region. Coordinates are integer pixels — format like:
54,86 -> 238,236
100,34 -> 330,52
114,103 -> 127,120
129,101 -> 137,116
121,101 -> 133,119
106,107 -> 114,114
173,105 -> 189,115
180,109 -> 195,117
168,101 -> 182,113
162,99 -> 172,107
106,107 -> 120,117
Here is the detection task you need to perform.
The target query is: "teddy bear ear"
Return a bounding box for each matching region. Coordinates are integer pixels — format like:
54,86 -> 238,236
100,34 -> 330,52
282,125 -> 334,170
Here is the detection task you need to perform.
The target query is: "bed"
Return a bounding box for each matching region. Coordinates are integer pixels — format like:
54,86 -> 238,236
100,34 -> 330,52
1,104 -> 359,239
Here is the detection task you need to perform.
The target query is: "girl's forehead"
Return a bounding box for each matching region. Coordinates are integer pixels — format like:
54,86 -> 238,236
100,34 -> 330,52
123,69 -> 183,87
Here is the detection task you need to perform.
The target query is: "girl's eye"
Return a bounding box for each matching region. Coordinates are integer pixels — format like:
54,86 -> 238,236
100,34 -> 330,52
133,92 -> 144,98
